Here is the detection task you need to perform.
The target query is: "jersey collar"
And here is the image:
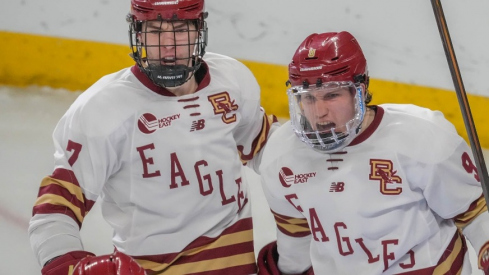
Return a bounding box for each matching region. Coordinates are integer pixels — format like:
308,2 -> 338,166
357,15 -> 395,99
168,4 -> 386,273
349,105 -> 383,146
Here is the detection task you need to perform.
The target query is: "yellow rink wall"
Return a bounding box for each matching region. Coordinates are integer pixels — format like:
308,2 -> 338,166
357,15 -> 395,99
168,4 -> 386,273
1,30 -> 488,149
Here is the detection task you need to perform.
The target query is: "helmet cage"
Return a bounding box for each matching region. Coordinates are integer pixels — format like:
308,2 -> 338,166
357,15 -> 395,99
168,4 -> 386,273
127,13 -> 208,88
287,81 -> 366,153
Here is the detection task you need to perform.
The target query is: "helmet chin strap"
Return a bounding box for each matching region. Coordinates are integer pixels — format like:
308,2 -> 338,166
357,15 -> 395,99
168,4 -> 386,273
355,123 -> 363,134
141,52 -> 201,88
356,107 -> 374,135
146,63 -> 193,88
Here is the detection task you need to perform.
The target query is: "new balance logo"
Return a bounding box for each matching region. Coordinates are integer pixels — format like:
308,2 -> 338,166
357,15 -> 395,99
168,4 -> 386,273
329,182 -> 345,192
190,119 -> 206,132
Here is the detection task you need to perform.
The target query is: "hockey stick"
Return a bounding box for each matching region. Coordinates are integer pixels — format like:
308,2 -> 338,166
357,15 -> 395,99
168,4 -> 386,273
430,0 -> 489,205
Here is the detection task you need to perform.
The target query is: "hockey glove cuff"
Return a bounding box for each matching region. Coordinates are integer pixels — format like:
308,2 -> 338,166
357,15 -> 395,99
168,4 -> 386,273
257,241 -> 313,275
72,251 -> 146,274
41,251 -> 95,275
480,243 -> 489,274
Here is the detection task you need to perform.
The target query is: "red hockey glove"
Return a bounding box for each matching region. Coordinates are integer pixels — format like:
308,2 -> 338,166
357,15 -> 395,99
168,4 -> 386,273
257,241 -> 314,275
72,251 -> 146,275
257,241 -> 281,275
41,251 -> 95,275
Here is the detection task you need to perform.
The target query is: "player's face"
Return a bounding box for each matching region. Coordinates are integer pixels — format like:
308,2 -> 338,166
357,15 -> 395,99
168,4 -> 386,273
141,20 -> 198,67
301,86 -> 356,133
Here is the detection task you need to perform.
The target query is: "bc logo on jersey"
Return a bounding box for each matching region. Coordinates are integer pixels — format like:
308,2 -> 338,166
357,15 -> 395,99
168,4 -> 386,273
208,92 -> 239,124
138,113 -> 181,134
369,159 -> 403,195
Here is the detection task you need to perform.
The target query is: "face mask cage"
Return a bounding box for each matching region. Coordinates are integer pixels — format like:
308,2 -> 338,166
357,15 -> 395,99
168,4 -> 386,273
128,16 -> 208,88
287,81 -> 366,153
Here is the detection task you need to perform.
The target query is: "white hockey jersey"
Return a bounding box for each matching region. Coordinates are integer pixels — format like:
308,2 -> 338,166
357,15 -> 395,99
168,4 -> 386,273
259,104 -> 488,275
29,52 -> 276,274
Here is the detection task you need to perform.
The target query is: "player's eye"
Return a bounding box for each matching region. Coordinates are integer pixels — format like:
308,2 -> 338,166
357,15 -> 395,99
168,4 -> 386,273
303,95 -> 316,104
175,28 -> 189,33
324,93 -> 339,100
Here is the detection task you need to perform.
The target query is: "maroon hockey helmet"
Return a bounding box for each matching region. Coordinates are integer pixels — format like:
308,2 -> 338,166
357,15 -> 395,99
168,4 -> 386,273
127,0 -> 208,88
287,31 -> 368,88
130,0 -> 206,21
72,251 -> 146,275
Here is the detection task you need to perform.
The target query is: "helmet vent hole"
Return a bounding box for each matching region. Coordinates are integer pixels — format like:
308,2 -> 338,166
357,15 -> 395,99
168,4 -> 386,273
325,66 -> 349,76
183,3 -> 201,12
133,5 -> 152,13
331,57 -> 339,61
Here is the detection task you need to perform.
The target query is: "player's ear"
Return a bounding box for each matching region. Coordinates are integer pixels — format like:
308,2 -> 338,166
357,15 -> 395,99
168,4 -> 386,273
136,32 -> 143,44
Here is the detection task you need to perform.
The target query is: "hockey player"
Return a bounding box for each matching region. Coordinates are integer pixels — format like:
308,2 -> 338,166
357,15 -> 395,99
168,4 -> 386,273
28,0 -> 277,274
256,31 -> 489,274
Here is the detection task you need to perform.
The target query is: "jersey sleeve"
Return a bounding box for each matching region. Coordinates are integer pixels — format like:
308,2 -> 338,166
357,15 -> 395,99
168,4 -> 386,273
461,210 -> 489,270
414,134 -> 489,270
437,142 -> 489,271
231,61 -> 279,168
28,96 -> 123,265
260,161 -> 313,274
421,141 -> 484,219
392,106 -> 486,220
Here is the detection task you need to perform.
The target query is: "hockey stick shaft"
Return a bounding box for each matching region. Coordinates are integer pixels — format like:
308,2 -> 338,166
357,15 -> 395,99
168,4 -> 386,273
430,0 -> 489,204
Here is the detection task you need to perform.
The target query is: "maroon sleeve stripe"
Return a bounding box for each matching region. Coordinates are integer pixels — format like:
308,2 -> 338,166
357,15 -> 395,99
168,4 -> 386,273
37,180 -> 86,211
276,224 -> 311,238
270,209 -> 310,237
270,209 -> 309,227
32,168 -> 96,227
32,204 -> 83,228
238,113 -> 277,163
454,195 -> 487,228
50,168 -> 81,187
